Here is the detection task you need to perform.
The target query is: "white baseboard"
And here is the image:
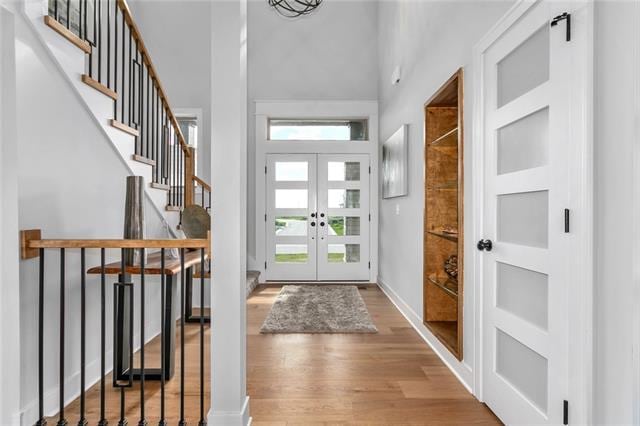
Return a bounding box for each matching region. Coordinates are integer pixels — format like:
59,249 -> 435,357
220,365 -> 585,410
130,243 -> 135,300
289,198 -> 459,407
207,396 -> 251,426
377,277 -> 474,393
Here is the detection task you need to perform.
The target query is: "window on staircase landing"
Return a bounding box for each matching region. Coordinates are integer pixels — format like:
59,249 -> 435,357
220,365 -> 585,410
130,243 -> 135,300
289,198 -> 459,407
178,116 -> 199,196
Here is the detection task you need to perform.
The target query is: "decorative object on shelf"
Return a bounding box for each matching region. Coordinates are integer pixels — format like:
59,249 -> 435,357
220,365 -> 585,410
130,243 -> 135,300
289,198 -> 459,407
382,124 -> 409,198
444,255 -> 458,280
182,205 -> 210,240
268,0 -> 323,18
123,176 -> 146,265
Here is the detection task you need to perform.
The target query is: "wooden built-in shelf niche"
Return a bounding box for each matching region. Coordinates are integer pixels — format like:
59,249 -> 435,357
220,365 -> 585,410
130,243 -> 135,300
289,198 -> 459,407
423,68 -> 464,360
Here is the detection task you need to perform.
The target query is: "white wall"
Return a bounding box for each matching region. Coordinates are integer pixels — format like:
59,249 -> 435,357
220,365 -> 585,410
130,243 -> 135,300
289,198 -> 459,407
376,0 -> 514,385
15,12 -> 168,423
246,0 -> 378,265
0,4 -> 22,425
128,0 -> 212,184
593,1 -> 640,424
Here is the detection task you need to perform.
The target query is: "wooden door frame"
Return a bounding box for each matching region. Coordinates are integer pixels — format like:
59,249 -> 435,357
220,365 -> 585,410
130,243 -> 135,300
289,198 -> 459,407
471,0 -> 594,422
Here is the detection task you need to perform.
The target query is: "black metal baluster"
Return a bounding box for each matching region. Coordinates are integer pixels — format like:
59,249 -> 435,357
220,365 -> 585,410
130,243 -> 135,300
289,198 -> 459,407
159,249 -> 167,426
78,0 -> 82,39
201,185 -> 205,207
107,0 -> 111,88
151,85 -> 155,161
113,0 -> 118,119
145,67 -> 150,159
98,248 -> 107,426
78,248 -> 87,426
54,0 -> 59,21
138,248 -> 146,426
57,248 -> 67,426
121,8 -> 125,123
199,248 -> 206,426
65,0 -> 70,29
179,248 -> 186,426
36,249 -> 46,426
97,0 -> 102,83
116,248 -> 129,426
138,51 -> 143,151
128,28 -> 132,126
85,0 -> 89,76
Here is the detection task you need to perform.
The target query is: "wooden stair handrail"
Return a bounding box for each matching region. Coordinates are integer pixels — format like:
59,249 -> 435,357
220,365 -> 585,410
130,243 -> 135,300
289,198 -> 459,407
192,175 -> 211,192
29,239 -> 209,249
116,0 -> 190,157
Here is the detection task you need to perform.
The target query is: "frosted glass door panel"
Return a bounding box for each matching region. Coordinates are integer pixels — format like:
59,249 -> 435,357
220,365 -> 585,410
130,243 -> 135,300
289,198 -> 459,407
497,25 -> 549,107
497,191 -> 548,248
497,262 -> 548,329
498,108 -> 549,175
496,329 -> 548,413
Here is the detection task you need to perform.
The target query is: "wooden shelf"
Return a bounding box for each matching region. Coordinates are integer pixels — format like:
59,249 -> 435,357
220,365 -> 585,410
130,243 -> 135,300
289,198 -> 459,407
427,230 -> 458,242
429,127 -> 458,147
429,181 -> 457,190
426,274 -> 458,299
425,321 -> 458,354
423,68 -> 464,361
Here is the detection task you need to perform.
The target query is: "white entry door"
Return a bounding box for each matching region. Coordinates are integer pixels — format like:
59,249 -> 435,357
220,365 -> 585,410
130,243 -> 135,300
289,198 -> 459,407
266,154 -> 370,281
479,1 -> 586,424
317,154 -> 370,281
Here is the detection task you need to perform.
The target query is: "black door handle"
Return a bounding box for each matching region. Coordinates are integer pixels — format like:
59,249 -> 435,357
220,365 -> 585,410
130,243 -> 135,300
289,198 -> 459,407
320,222 -> 325,227
311,212 -> 316,218
311,222 -> 316,227
320,213 -> 325,218
477,239 -> 493,252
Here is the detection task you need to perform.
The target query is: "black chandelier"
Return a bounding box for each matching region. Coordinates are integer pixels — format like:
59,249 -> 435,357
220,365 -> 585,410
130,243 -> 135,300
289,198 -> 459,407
268,0 -> 323,18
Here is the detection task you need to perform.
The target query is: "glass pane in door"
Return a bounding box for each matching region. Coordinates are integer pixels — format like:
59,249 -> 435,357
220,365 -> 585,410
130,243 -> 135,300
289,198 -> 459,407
498,107 -> 549,174
328,161 -> 361,181
497,190 -> 548,248
328,189 -> 360,208
275,244 -> 308,263
275,162 -> 308,181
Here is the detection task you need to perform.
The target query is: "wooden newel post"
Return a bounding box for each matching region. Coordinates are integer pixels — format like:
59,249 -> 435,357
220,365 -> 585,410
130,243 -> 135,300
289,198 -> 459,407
184,146 -> 195,207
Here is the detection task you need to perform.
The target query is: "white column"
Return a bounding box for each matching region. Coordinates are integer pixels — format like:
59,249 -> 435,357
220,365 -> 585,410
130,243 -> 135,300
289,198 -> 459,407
209,0 -> 249,425
0,6 -> 22,425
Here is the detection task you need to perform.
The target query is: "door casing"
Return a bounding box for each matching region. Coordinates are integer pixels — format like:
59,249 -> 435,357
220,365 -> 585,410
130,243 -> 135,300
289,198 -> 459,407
471,0 -> 594,423
254,101 -> 379,283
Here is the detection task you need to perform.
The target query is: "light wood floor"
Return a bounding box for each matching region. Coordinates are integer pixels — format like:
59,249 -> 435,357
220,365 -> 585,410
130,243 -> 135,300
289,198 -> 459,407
55,284 -> 500,425
248,285 -> 500,425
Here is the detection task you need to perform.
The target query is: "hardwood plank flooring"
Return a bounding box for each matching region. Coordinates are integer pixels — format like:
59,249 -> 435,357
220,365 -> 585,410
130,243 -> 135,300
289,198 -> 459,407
248,285 -> 500,425
53,284 -> 500,425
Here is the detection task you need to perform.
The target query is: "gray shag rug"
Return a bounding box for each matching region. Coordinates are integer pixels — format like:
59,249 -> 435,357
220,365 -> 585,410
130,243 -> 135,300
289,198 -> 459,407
260,285 -> 378,334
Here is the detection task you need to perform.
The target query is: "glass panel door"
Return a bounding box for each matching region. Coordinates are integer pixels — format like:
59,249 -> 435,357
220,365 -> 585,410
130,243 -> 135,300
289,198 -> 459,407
266,154 -> 317,280
317,154 -> 370,281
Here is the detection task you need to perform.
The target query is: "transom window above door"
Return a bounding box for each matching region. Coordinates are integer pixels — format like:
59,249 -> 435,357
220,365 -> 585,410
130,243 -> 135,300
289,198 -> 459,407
268,118 -> 369,141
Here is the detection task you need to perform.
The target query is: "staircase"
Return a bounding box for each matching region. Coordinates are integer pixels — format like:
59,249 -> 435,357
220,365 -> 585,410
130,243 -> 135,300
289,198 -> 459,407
23,0 -> 211,231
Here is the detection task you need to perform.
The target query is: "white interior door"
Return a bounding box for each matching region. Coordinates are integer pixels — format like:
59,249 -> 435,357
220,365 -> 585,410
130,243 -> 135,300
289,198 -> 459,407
480,1 -> 577,424
317,154 -> 370,281
266,154 -> 317,280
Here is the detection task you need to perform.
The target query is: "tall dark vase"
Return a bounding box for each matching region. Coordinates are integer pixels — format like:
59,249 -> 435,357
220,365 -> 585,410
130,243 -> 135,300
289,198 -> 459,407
124,176 -> 145,265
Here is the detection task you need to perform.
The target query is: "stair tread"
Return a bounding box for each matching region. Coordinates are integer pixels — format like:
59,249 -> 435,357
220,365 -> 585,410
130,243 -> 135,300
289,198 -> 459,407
44,16 -> 91,54
132,154 -> 156,167
82,74 -> 117,99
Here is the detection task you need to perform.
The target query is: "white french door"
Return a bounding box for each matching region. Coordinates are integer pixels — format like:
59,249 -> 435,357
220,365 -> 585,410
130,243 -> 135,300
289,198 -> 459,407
266,154 -> 370,281
478,1 -> 586,424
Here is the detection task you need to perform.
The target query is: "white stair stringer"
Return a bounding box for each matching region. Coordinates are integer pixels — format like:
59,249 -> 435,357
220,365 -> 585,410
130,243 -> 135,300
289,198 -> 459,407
21,0 -> 181,234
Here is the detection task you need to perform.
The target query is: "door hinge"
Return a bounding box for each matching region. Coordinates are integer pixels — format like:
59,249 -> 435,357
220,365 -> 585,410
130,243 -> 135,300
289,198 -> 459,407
368,166 -> 371,174
264,261 -> 267,269
564,208 -> 570,233
368,261 -> 371,269
264,165 -> 267,174
264,213 -> 267,222
563,400 -> 569,425
551,12 -> 571,42
368,213 -> 371,221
